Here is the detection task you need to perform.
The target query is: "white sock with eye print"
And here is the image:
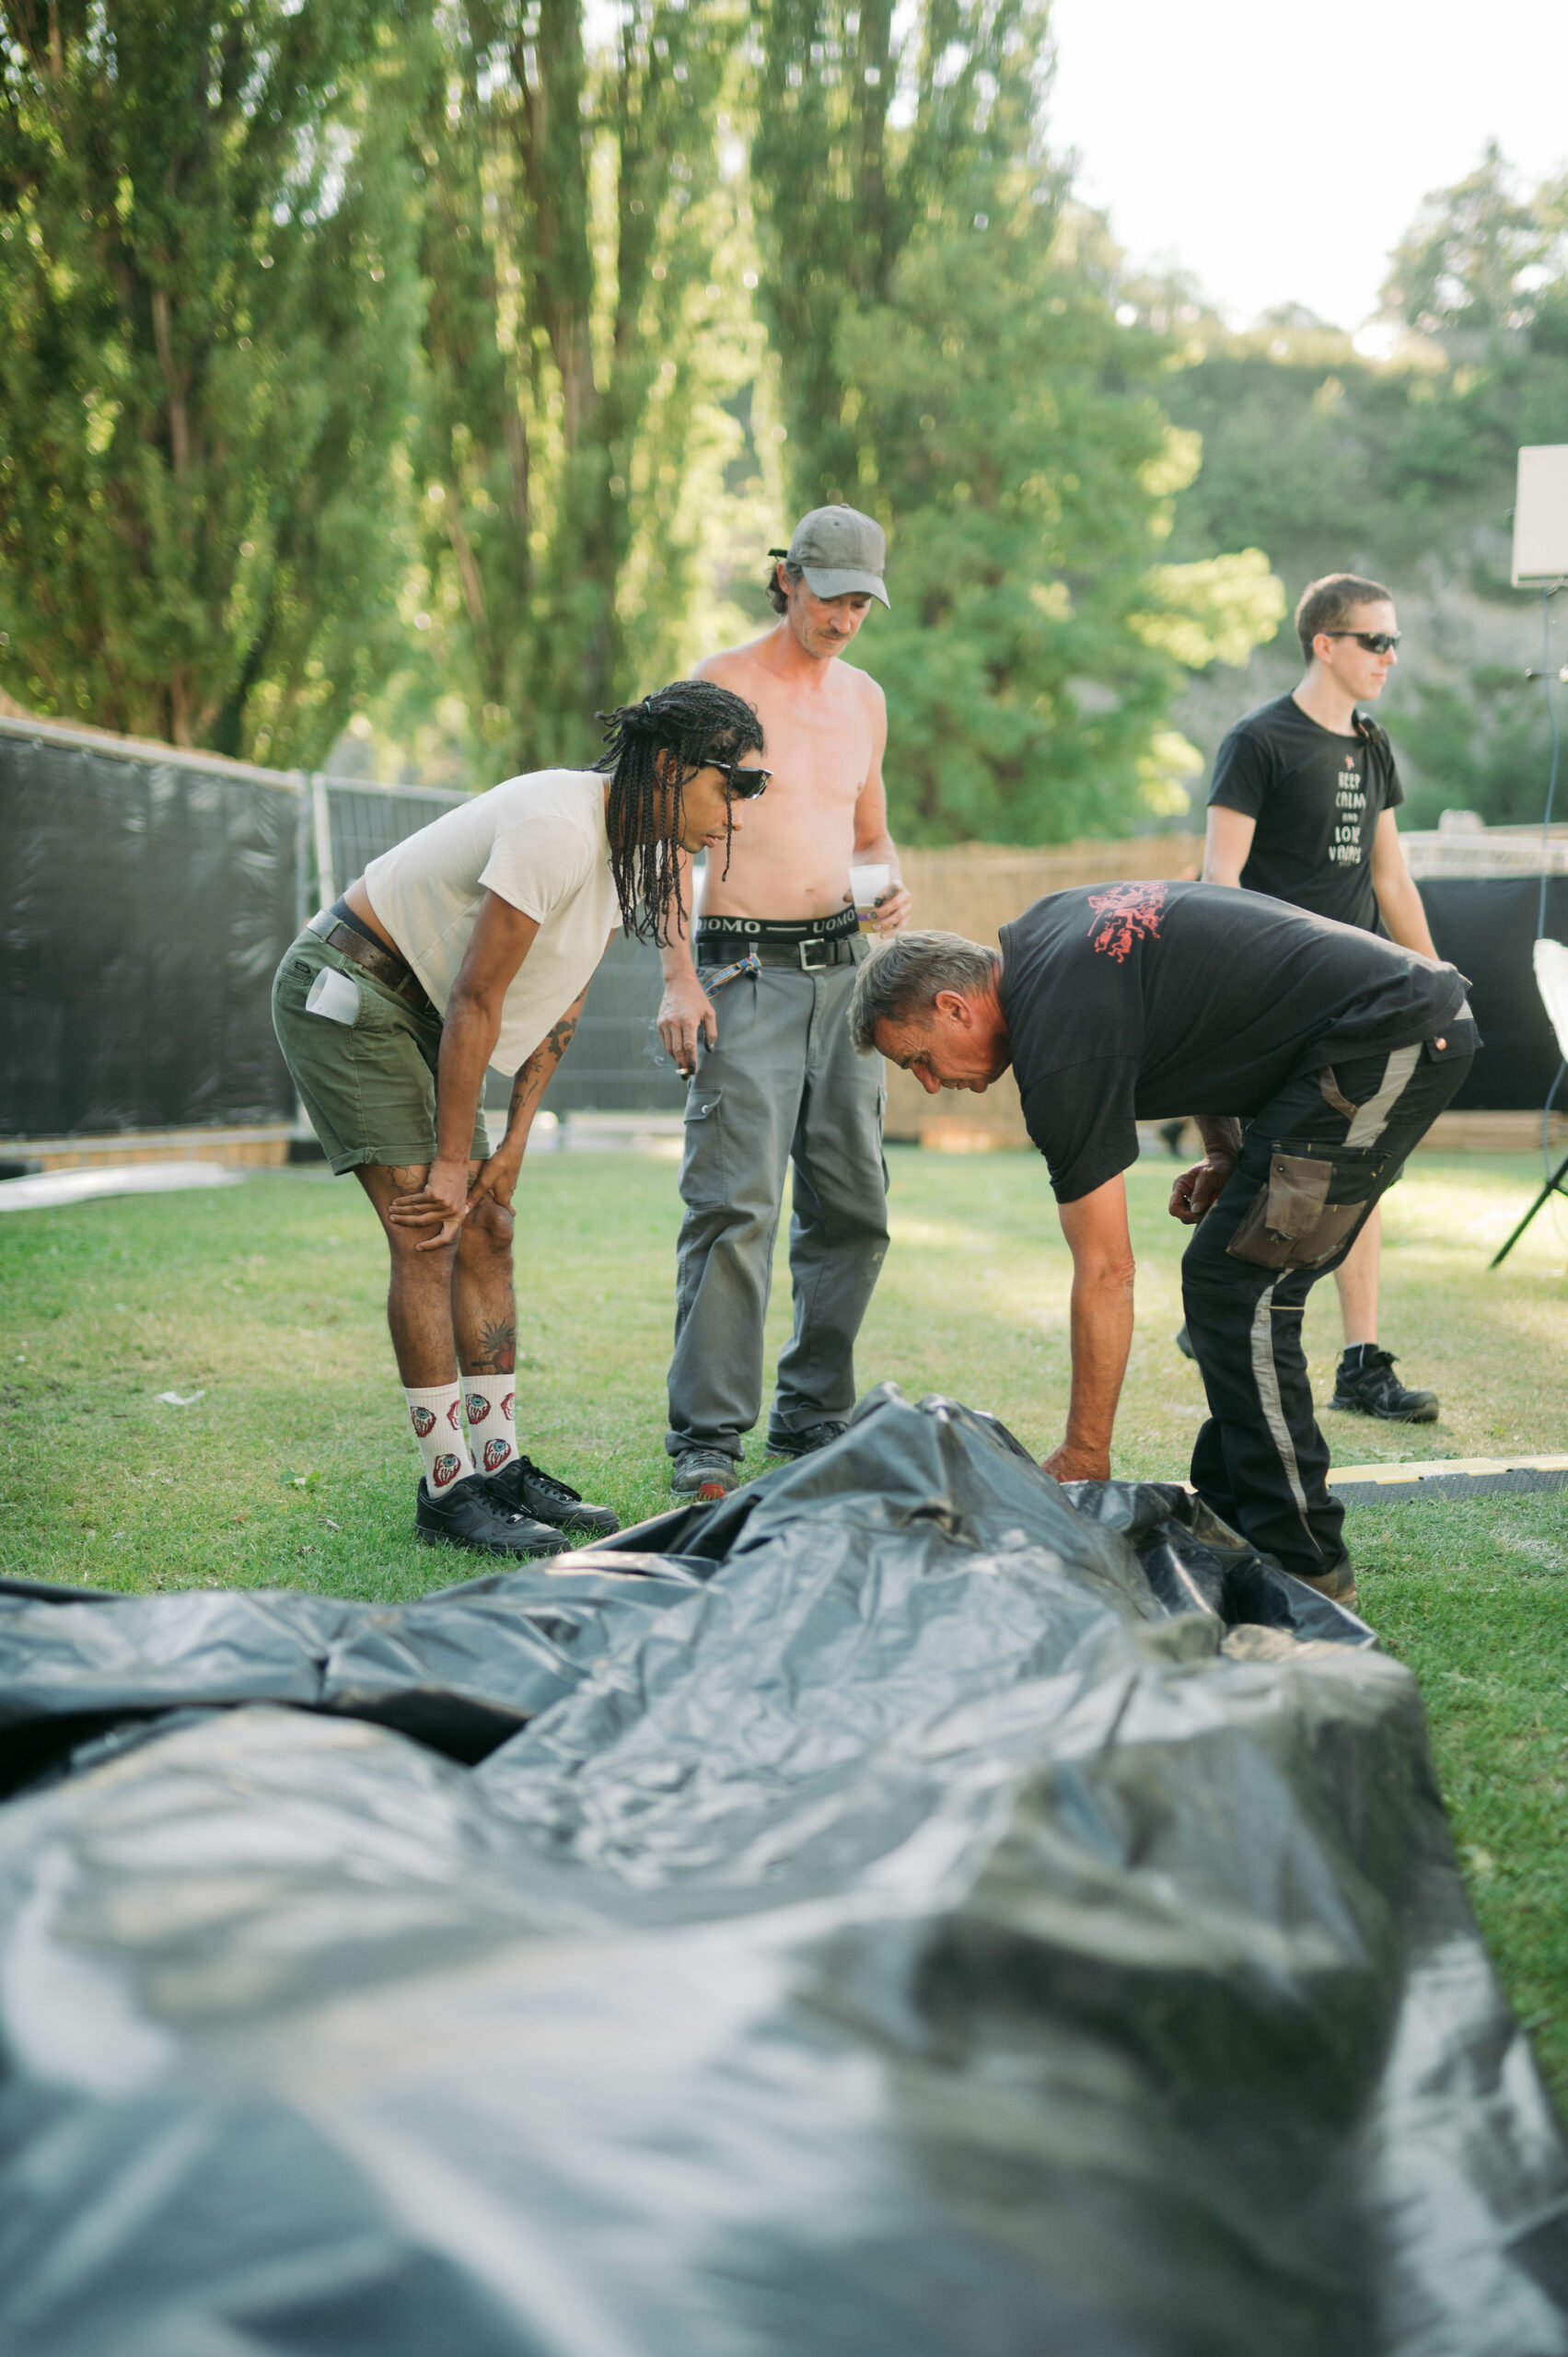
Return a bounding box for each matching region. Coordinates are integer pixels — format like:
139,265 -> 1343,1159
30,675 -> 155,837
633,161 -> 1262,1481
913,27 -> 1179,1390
404,1382 -> 474,1493
461,1373 -> 518,1479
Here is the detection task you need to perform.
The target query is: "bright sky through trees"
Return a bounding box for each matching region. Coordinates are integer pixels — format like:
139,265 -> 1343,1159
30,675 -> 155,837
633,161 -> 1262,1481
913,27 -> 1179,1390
1047,0 -> 1568,335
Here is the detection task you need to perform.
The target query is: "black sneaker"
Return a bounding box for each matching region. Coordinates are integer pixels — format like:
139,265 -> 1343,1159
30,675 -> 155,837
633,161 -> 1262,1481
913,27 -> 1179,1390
1175,1324 -> 1196,1362
669,1447 -> 740,1501
1330,1346 -> 1439,1424
486,1453 -> 619,1538
414,1472 -> 569,1557
765,1419 -> 850,1459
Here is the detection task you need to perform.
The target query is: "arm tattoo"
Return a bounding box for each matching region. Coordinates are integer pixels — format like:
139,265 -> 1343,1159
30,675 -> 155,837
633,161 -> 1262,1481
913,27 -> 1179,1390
507,999 -> 584,1125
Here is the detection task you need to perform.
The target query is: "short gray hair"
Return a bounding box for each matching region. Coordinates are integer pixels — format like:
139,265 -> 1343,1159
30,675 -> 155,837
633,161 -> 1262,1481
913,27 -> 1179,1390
850,930 -> 1000,1052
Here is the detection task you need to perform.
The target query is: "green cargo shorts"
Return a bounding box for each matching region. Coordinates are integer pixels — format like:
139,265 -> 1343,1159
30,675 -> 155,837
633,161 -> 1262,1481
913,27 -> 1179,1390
271,929 -> 489,1176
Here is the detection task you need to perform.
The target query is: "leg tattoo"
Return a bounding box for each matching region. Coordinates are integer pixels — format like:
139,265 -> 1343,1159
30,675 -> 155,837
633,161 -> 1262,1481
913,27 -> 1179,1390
468,1317 -> 517,1375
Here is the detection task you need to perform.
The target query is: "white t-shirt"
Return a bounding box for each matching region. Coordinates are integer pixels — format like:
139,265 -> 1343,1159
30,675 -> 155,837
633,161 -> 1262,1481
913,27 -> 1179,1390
363,770 -> 621,1074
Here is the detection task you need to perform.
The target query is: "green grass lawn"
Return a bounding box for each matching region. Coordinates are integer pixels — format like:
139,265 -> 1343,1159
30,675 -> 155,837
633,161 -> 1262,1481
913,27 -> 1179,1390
2,1144 -> 1566,2096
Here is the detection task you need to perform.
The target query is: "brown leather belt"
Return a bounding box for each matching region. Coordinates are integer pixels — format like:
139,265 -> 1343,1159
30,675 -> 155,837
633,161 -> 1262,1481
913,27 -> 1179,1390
307,907 -> 435,1016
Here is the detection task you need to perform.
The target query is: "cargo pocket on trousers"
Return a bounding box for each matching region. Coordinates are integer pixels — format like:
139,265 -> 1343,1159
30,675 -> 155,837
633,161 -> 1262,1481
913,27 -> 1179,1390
1226,1153 -> 1369,1270
680,1087 -> 726,1208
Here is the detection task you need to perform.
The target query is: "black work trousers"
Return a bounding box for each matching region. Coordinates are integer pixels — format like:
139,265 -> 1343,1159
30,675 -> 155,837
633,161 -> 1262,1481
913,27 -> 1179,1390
1180,1035 -> 1472,1583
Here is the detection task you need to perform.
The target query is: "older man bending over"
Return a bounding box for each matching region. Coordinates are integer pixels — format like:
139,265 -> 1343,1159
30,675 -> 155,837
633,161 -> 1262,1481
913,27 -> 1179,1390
850,887 -> 1474,1607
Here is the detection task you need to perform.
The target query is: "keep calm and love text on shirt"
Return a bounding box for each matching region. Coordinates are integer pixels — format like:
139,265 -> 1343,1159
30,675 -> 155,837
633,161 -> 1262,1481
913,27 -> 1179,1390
1207,693 -> 1404,933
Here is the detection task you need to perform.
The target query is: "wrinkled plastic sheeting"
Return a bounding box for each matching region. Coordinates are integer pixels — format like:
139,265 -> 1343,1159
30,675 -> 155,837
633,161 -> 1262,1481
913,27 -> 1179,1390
0,1387 -> 1562,2357
0,1562 -> 706,1793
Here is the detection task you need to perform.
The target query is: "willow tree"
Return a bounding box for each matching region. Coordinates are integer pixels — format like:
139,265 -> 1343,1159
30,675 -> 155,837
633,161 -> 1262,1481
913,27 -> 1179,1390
0,1 -> 427,761
413,0 -> 755,772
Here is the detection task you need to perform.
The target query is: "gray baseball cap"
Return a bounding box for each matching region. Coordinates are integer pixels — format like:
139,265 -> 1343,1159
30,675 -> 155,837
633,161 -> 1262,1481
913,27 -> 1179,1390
781,504 -> 889,608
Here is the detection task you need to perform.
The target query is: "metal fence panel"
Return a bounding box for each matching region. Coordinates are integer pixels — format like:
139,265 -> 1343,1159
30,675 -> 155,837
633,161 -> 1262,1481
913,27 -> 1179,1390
316,778 -> 466,907
545,931 -> 686,1115
10,716 -> 1567,1139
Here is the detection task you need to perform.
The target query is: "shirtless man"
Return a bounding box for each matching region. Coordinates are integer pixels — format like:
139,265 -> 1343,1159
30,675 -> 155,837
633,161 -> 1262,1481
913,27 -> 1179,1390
656,505 -> 911,1498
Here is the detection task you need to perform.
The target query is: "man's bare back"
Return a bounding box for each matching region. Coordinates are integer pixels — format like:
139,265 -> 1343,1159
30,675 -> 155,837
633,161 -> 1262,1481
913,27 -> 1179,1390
658,569 -> 910,1072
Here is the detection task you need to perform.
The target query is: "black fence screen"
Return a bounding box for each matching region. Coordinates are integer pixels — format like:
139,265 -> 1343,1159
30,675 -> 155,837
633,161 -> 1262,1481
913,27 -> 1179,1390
543,931 -> 685,1116
1425,876 -> 1568,1109
4,711 -> 1563,1140
0,721 -> 300,1137
0,721 -> 684,1140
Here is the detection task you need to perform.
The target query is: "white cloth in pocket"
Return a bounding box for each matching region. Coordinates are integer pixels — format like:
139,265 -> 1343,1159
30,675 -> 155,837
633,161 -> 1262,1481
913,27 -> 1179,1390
305,966 -> 361,1027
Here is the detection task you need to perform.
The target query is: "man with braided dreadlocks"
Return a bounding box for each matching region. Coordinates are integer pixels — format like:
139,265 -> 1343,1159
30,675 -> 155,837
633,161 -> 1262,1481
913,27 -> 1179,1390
656,505 -> 911,1498
272,679 -> 766,1556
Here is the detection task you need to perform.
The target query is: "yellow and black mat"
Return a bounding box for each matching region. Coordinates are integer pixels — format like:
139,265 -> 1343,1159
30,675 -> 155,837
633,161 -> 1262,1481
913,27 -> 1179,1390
1328,1454 -> 1568,1505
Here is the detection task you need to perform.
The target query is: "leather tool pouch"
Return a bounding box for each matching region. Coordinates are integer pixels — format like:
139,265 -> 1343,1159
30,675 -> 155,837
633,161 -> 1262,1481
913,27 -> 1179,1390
1226,1154 -> 1367,1271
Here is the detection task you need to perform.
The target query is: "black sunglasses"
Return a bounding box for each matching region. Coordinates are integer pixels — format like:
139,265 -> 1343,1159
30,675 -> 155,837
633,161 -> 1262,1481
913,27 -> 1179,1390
1323,630 -> 1400,655
707,758 -> 771,798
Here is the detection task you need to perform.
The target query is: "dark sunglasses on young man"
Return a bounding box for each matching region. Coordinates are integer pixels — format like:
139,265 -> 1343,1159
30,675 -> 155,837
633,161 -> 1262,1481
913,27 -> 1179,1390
1323,630 -> 1400,655
710,759 -> 772,798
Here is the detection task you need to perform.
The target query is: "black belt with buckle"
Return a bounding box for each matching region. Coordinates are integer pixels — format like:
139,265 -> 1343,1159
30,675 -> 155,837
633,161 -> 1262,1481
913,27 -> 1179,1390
696,917 -> 859,973
307,902 -> 435,1016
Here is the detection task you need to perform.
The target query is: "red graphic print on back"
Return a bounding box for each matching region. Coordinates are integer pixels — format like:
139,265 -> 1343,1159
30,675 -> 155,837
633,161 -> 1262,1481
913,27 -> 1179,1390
482,1436 -> 511,1473
410,1405 -> 436,1438
465,1392 -> 491,1425
447,1399 -> 462,1430
432,1451 -> 464,1490
1087,881 -> 1168,964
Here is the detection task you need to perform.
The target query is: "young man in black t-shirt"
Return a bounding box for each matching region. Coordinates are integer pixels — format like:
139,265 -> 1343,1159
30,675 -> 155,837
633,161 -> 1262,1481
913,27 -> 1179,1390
850,892 -> 1475,1606
1200,571 -> 1443,1423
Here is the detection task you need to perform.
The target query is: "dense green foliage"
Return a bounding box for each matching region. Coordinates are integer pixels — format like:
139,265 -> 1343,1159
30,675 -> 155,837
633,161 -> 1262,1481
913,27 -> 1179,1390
5,12 -> 1561,835
1158,146 -> 1568,822
747,0 -> 1278,841
749,0 -> 1045,509
408,0 -> 757,773
834,198 -> 1280,840
0,0 -> 426,762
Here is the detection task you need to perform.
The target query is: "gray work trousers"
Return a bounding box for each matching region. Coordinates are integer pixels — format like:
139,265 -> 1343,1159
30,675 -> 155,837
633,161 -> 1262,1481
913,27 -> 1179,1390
665,944 -> 889,1460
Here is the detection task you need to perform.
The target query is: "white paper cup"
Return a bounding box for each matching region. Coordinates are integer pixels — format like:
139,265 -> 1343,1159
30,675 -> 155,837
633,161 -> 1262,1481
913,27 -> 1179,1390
849,862 -> 891,933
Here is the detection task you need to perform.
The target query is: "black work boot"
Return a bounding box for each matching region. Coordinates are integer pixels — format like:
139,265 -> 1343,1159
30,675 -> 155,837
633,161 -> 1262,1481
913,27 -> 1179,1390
765,1419 -> 850,1459
1329,1345 -> 1439,1424
486,1453 -> 619,1538
1290,1556 -> 1359,1608
415,1472 -> 569,1557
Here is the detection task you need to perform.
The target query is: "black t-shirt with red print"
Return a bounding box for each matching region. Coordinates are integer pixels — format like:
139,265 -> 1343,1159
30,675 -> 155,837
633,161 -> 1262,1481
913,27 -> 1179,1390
997,881 -> 1469,1202
1207,693 -> 1403,933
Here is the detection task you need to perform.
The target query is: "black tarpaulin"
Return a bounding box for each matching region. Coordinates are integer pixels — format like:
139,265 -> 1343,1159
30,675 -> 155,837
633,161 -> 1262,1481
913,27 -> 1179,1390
1425,873 -> 1568,1111
0,1387 -> 1562,2355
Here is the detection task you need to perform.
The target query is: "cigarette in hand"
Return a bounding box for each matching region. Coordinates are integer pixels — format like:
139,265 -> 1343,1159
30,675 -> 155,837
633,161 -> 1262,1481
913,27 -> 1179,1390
675,952 -> 758,1079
